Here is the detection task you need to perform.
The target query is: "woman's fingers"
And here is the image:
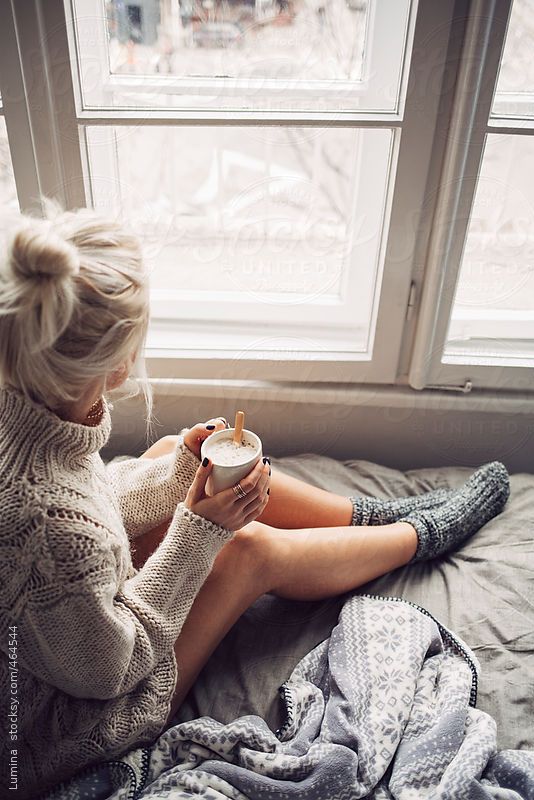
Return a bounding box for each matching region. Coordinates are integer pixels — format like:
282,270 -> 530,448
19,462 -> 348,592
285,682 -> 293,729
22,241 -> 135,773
227,466 -> 270,529
204,418 -> 227,432
237,462 -> 270,503
214,458 -> 266,506
238,458 -> 268,494
185,457 -> 270,530
185,458 -> 212,507
242,494 -> 265,518
184,418 -> 228,458
195,419 -> 226,442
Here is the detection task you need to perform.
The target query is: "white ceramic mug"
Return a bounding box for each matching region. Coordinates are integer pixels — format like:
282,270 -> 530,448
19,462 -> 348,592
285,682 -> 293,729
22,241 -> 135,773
200,428 -> 263,496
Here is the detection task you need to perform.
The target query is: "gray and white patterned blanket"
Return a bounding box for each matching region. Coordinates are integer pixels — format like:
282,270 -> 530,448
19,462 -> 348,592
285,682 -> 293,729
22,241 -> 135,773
42,593 -> 534,800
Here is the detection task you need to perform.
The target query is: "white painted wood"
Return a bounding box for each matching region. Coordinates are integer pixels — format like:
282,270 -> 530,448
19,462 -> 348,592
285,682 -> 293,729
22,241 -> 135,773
70,0 -> 413,114
408,0 -> 515,390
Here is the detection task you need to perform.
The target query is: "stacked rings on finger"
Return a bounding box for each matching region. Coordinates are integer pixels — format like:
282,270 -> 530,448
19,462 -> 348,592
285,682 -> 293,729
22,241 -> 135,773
232,482 -> 247,499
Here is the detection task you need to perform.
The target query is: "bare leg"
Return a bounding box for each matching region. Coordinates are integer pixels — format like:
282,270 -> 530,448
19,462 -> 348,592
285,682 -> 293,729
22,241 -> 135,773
139,435 -> 354,529
134,437 -> 417,724
163,518 -> 417,724
130,518 -> 169,571
255,468 -> 353,528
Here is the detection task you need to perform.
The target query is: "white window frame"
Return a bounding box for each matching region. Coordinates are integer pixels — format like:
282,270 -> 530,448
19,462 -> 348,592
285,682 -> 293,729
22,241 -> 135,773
1,0 -> 529,392
82,122 -> 396,343
71,0 -> 412,114
406,0 -> 534,392
65,0 -> 424,384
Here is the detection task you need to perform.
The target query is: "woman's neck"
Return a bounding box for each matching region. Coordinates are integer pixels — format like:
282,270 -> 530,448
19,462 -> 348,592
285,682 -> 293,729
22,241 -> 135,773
55,381 -> 105,426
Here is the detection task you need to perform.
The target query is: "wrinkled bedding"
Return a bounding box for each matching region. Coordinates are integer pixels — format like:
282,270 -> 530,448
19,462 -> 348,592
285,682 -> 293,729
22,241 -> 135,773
43,593 -> 534,799
175,454 -> 534,753
38,454 -> 534,798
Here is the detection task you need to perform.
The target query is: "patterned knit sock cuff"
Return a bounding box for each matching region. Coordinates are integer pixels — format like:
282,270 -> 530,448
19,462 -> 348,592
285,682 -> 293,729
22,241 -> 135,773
350,496 -> 372,527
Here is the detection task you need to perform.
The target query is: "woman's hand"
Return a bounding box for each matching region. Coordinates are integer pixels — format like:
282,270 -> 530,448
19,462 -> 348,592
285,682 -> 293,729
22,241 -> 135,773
182,417 -> 228,460
184,456 -> 271,531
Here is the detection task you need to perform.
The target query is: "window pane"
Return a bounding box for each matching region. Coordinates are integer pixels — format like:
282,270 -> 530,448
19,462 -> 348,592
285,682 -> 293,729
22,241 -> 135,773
85,124 -> 394,353
0,115 -> 19,231
108,0 -> 368,82
492,0 -> 534,119
444,135 -> 534,366
72,0 -> 414,112
107,0 -> 368,80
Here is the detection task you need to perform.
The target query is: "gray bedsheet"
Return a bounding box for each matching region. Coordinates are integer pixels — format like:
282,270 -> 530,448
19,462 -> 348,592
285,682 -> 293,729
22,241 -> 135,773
171,454 -> 534,752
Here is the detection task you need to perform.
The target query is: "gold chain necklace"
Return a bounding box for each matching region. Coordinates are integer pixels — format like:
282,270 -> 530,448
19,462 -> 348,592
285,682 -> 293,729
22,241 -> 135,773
85,397 -> 104,424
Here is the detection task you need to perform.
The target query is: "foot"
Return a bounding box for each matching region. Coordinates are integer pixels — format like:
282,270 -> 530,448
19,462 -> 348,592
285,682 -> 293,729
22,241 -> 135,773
350,486 -> 454,527
398,461 -> 510,564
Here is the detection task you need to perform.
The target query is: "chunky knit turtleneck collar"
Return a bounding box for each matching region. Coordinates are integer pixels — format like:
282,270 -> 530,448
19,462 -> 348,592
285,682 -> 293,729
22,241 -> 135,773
0,385 -> 113,469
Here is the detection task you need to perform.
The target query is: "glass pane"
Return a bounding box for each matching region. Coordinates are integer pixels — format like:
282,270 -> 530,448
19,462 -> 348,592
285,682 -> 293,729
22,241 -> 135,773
444,135 -> 534,365
72,0 -> 413,112
86,124 -> 394,351
107,0 -> 368,82
492,0 -> 534,119
0,116 -> 19,231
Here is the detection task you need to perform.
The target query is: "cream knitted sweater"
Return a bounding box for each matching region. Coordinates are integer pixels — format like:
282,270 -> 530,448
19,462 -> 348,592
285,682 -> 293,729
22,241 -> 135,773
0,386 -> 235,800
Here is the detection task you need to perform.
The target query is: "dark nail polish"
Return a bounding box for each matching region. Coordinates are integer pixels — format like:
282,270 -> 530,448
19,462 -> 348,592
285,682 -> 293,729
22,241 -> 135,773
269,468 -> 272,476
206,424 -> 215,430
202,456 -> 209,467
262,456 -> 268,464
267,488 -> 270,495
266,457 -> 271,464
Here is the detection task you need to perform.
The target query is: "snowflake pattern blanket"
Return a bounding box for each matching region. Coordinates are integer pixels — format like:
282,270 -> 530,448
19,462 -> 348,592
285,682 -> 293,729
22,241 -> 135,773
41,594 -> 534,800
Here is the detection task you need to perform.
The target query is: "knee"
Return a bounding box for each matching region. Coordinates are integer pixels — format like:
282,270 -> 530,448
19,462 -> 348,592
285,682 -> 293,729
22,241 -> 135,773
157,435 -> 181,452
210,522 -> 275,592
140,435 -> 180,460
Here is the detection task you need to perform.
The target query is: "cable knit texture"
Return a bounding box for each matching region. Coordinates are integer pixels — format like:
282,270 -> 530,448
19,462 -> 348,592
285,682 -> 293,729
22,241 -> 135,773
400,461 -> 510,563
0,386 -> 235,800
349,487 -> 454,526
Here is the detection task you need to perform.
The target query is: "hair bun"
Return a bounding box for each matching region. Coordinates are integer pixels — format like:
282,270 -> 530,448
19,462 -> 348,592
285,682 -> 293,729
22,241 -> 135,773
9,223 -> 80,283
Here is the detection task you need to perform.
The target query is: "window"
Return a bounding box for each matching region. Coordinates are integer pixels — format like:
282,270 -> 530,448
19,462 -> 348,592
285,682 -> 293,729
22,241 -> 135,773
444,0 -> 534,366
72,0 -> 410,112
86,124 -> 393,350
69,0 -> 416,381
0,0 -> 530,390
408,0 -> 534,391
445,134 -> 534,366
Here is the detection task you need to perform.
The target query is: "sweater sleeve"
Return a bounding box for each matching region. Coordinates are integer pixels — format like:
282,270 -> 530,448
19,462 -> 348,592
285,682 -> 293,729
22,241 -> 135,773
104,439 -> 201,540
18,502 -> 234,701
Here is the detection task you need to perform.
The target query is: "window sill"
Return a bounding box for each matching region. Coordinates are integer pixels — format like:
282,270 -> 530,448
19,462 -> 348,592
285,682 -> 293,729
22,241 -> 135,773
143,377 -> 534,413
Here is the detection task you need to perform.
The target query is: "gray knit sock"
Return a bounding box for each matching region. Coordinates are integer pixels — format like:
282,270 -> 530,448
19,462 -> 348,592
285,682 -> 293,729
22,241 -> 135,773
399,461 -> 510,564
350,486 -> 454,527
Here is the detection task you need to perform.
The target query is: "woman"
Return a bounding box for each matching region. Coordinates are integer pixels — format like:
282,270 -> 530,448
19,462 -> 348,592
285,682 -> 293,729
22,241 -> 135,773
0,203 -> 509,799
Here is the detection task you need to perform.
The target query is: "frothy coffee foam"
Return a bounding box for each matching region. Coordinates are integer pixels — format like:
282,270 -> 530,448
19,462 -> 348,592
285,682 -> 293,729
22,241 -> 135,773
207,437 -> 257,466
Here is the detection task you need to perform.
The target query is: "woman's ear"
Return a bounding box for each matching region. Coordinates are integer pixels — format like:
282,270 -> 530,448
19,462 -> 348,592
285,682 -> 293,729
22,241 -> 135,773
104,362 -> 129,391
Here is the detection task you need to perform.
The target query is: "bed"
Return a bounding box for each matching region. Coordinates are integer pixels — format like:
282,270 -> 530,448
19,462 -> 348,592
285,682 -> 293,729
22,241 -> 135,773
177,453 -> 534,752
39,452 -> 534,799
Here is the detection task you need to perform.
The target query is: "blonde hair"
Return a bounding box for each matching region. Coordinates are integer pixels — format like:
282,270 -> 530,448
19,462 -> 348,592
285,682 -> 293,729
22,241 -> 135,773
0,198 -> 154,439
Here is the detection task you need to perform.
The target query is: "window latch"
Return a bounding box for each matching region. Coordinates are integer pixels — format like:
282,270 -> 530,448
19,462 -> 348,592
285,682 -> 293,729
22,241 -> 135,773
425,380 -> 473,393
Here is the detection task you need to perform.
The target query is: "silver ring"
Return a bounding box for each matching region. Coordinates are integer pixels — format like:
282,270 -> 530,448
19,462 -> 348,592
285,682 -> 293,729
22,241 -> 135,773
232,482 -> 247,499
